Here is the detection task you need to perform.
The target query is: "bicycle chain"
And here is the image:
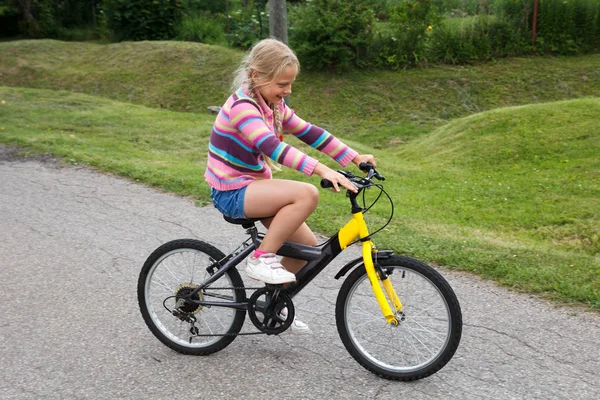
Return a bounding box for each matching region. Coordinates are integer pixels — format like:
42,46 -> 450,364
187,285 -> 281,337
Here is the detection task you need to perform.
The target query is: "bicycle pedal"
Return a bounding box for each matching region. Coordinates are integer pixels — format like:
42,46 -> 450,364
265,283 -> 285,289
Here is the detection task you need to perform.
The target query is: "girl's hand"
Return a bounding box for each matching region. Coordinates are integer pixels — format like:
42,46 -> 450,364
352,154 -> 377,169
314,163 -> 358,193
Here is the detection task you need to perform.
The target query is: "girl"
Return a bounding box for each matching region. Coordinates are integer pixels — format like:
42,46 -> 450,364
204,38 -> 376,330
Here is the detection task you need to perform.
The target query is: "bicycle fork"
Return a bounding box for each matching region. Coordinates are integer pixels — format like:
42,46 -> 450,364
338,212 -> 403,326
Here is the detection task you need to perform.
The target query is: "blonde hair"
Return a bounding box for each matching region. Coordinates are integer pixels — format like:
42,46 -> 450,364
232,39 -> 300,171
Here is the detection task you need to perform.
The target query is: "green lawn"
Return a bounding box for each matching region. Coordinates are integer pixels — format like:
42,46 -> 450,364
2,39 -> 599,145
1,85 -> 598,309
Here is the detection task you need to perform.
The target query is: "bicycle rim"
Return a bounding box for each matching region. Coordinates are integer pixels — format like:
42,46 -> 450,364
342,265 -> 455,376
144,247 -> 240,349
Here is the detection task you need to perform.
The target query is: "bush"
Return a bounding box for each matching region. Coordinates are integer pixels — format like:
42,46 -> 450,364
176,13 -> 227,45
536,0 -> 600,54
289,0 -> 376,71
494,0 -> 600,55
0,3 -> 20,37
103,0 -> 183,41
226,1 -> 269,50
372,0 -> 440,69
427,15 -> 528,64
182,0 -> 227,15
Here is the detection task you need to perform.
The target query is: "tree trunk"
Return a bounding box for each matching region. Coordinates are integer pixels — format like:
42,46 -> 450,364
268,0 -> 287,44
12,0 -> 40,37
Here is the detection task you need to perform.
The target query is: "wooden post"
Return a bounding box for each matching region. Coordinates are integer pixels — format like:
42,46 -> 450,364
268,0 -> 290,105
268,0 -> 288,44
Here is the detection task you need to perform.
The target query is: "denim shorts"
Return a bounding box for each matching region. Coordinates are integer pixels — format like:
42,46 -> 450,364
210,186 -> 248,219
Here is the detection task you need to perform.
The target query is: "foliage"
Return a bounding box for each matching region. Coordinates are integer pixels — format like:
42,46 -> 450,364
176,12 -> 227,45
0,1 -> 20,37
535,0 -> 600,54
2,0 -> 600,70
289,0 -> 376,71
372,0 -> 441,69
182,0 -> 226,15
5,0 -> 103,39
226,0 -> 268,49
103,0 -> 183,41
495,0 -> 600,55
426,15 -> 528,64
431,0 -> 494,16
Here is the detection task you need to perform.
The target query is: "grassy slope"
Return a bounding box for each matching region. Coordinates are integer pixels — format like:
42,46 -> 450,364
0,87 -> 216,199
0,40 -> 240,112
1,40 -> 599,145
1,86 -> 598,308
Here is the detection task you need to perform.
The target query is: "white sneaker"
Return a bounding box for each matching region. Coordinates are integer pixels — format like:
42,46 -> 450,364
280,307 -> 311,334
246,253 -> 296,284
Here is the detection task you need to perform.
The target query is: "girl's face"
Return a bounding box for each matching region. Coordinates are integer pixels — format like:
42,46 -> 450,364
254,65 -> 297,106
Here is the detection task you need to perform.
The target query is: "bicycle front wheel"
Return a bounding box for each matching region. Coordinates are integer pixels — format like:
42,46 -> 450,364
138,239 -> 246,355
336,255 -> 462,381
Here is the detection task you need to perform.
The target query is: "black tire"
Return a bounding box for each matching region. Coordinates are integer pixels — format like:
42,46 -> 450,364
336,255 -> 462,380
138,239 -> 246,355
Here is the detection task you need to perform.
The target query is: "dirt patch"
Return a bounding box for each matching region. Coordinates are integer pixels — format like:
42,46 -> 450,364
0,144 -> 61,166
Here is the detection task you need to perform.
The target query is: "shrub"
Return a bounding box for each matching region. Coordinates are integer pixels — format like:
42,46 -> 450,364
427,15 -> 528,64
536,0 -> 600,54
0,3 -> 20,37
103,0 -> 184,41
372,0 -> 440,69
182,0 -> 227,15
176,13 -> 227,45
289,0 -> 376,71
494,0 -> 600,55
226,1 -> 269,50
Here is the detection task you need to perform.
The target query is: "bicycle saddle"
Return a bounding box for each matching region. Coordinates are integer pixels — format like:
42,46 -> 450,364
223,215 -> 272,229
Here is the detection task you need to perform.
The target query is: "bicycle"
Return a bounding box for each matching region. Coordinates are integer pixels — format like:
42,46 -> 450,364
138,163 -> 462,381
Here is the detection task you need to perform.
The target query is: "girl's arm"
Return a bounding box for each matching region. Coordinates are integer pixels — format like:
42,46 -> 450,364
229,99 -> 318,176
281,104 -> 358,167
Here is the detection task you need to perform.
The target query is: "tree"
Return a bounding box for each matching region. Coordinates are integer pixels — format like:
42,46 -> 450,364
10,0 -> 39,36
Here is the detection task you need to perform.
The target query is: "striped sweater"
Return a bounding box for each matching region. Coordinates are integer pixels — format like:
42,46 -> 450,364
204,87 -> 358,191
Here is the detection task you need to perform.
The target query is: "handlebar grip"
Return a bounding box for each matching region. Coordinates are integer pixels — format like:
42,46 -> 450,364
320,179 -> 334,189
359,162 -> 373,172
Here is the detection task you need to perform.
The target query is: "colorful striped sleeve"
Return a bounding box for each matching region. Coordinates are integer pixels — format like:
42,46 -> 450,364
281,104 -> 358,167
229,99 -> 318,176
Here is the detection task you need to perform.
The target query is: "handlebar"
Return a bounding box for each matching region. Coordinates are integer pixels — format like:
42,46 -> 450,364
320,162 -> 385,191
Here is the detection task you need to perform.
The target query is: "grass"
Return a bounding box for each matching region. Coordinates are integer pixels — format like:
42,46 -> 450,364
1,40 -> 599,146
1,85 -> 598,310
0,40 -> 241,113
0,87 -> 215,200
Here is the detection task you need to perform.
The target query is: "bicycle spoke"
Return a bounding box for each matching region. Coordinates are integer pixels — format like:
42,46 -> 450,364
141,243 -> 245,351
151,276 -> 176,293
338,262 -> 460,377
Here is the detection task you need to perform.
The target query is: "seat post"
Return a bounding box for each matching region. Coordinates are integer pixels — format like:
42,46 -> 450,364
246,225 -> 262,248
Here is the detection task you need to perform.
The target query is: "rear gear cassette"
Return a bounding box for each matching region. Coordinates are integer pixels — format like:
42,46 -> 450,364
174,283 -> 203,314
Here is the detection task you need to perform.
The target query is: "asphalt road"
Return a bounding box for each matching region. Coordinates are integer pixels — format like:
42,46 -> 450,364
1,145 -> 599,399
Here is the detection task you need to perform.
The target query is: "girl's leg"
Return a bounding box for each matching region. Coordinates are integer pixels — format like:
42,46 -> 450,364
244,179 -> 319,262
260,220 -> 317,274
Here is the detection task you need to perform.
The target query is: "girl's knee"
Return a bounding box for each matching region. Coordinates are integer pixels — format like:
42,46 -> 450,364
299,183 -> 319,208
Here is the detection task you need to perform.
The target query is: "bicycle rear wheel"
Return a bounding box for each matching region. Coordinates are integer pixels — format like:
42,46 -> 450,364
138,239 -> 246,355
336,255 -> 462,380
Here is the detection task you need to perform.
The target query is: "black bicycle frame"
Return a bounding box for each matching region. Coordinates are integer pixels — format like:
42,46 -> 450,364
186,225 -> 345,311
